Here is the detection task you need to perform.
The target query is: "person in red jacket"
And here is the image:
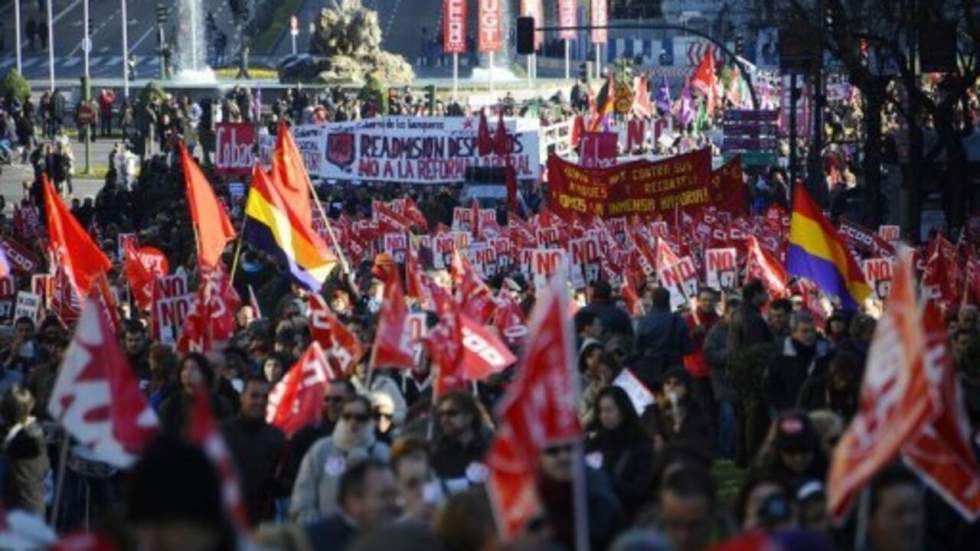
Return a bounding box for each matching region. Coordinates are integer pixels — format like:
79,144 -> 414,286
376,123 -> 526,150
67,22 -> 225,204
98,88 -> 116,137
683,287 -> 721,425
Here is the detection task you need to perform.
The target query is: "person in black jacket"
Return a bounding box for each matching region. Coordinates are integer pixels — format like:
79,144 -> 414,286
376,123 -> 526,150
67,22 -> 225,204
581,280 -> 634,340
735,279 -> 774,347
766,311 -> 831,413
0,385 -> 49,515
643,367 -> 714,459
158,353 -> 232,435
634,287 -> 693,388
586,386 -> 655,519
429,391 -> 489,489
221,376 -> 287,524
752,411 -> 829,495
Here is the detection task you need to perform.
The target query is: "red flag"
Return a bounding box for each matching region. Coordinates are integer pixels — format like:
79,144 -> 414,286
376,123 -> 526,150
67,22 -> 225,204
373,200 -> 413,233
689,46 -> 717,113
493,112 -> 509,157
493,290 -> 528,347
308,294 -> 365,377
486,278 -> 582,539
180,143 -> 236,271
632,76 -> 654,118
745,235 -> 790,298
401,196 -> 429,230
470,198 -> 482,240
47,290 -> 159,468
267,342 -> 335,438
451,249 -> 496,322
478,109 -> 493,156
425,294 -> 465,397
177,268 -> 241,355
460,314 -> 517,381
123,242 -> 168,312
404,241 -> 433,310
42,175 -> 111,297
189,386 -> 250,530
270,120 -> 314,229
922,235 -> 960,311
570,115 -> 585,149
828,250 -> 940,521
370,269 -> 414,369
902,302 -> 980,520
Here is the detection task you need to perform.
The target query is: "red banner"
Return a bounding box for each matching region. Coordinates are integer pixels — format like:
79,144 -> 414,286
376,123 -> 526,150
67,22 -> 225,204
443,0 -> 467,53
214,122 -> 256,176
557,0 -> 577,41
710,156 -> 749,216
478,0 -> 503,53
578,132 -> 618,168
546,149 -> 713,219
0,236 -> 38,274
590,0 -> 608,44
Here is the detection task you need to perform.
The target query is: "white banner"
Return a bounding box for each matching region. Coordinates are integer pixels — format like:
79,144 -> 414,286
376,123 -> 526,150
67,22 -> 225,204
704,248 -> 738,291
320,116 -> 541,183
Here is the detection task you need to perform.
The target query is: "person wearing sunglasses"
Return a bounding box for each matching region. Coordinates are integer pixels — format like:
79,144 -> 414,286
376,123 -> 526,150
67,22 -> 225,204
290,395 -> 390,522
430,391 -> 490,493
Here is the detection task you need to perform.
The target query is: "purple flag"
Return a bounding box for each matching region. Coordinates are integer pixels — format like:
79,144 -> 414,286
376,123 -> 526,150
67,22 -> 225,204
655,76 -> 671,114
677,86 -> 695,128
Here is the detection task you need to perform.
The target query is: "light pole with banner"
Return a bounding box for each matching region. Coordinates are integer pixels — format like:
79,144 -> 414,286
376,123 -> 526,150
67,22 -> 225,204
14,0 -> 21,74
121,0 -> 129,98
46,0 -> 54,91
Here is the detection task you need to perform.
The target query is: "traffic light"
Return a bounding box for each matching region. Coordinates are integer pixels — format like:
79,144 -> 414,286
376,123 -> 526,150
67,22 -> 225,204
516,16 -> 534,55
86,18 -> 93,35
425,85 -> 436,113
735,34 -> 744,56
155,3 -> 168,25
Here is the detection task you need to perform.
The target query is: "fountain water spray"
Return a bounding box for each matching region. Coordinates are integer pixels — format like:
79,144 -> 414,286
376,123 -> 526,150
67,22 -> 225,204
174,0 -> 217,82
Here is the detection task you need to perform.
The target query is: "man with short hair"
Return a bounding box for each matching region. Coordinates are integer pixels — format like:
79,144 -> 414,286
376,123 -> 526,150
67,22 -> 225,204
3,317 -> 40,374
574,309 -> 603,351
634,287 -> 693,387
682,288 -> 721,418
581,279 -> 634,339
958,304 -> 979,336
737,279 -> 773,347
766,311 -> 830,412
767,299 -> 793,342
656,467 -> 717,551
305,459 -> 400,551
390,436 -> 440,523
221,376 -> 287,524
867,467 -> 925,551
123,320 -> 151,382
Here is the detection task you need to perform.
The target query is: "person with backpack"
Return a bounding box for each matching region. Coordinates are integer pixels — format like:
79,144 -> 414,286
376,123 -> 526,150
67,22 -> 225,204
633,286 -> 693,389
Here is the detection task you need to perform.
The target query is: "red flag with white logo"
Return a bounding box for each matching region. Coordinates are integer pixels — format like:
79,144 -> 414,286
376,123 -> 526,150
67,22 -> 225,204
48,290 -> 158,468
902,302 -> 980,520
486,277 -> 582,538
308,294 -> 365,377
745,235 -> 790,298
460,314 -> 517,381
828,250 -> 940,521
267,342 -> 335,438
370,270 -> 415,369
177,267 -> 241,354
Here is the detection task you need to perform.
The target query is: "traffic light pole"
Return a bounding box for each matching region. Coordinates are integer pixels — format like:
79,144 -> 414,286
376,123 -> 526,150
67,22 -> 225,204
82,76 -> 91,174
83,0 -> 90,80
46,0 -> 54,91
14,0 -> 21,75
121,0 -> 129,98
536,23 -> 760,110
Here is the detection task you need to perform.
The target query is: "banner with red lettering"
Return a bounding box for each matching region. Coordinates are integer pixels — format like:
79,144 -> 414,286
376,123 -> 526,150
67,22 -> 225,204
478,0 -> 503,53
705,247 -> 738,291
710,157 -> 749,216
547,149 -> 713,219
557,0 -> 577,40
443,0 -> 467,53
215,123 -> 256,176
0,236 -> 38,275
862,258 -> 893,301
590,0 -> 608,44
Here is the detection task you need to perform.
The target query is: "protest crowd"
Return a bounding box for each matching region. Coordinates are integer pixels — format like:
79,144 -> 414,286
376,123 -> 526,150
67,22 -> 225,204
0,38 -> 979,551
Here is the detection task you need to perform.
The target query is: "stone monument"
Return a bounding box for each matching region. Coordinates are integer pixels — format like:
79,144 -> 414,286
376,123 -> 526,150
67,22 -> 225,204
279,0 -> 413,84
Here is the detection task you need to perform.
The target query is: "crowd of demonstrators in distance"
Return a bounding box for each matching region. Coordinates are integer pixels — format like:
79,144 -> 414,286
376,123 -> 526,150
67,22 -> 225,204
0,72 -> 977,551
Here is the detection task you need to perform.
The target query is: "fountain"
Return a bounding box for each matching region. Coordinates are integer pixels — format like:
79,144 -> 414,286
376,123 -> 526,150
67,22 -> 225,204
174,0 -> 217,83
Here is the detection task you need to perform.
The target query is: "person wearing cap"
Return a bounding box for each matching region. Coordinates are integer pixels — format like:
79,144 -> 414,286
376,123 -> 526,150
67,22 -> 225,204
754,411 -> 828,494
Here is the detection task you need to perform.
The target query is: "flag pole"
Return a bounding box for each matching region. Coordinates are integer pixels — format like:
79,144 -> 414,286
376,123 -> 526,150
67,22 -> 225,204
228,217 -> 248,284
302,174 -> 353,284
49,431 -> 70,528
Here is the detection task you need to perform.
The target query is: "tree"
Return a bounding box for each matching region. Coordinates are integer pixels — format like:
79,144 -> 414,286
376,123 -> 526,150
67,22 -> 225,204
0,69 -> 30,103
780,0 -> 980,232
